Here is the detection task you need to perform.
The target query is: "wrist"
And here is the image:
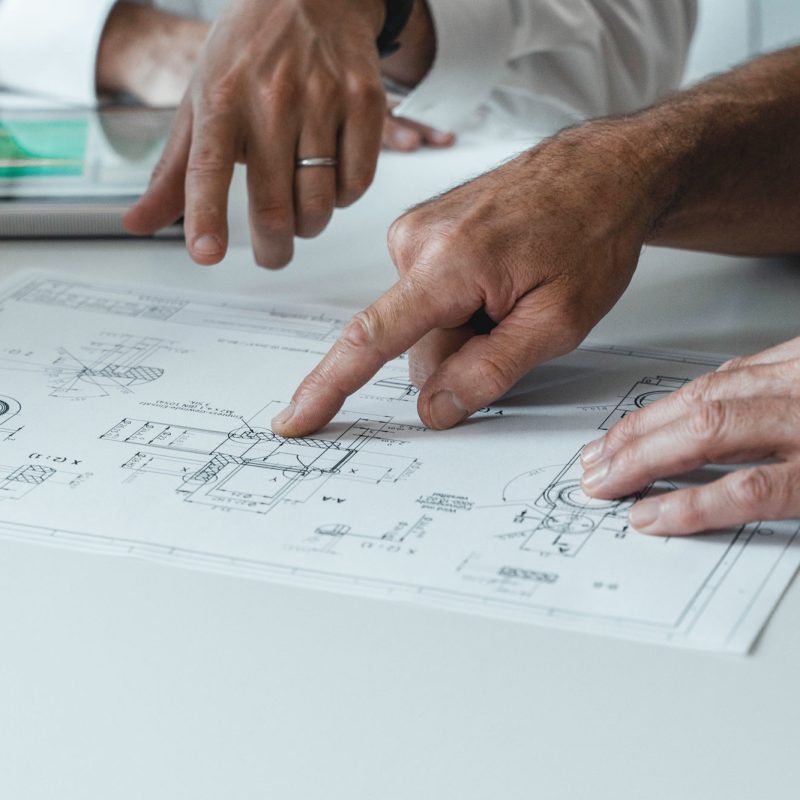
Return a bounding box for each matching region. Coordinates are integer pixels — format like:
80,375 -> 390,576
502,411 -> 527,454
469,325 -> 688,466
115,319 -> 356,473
581,115 -> 694,242
381,0 -> 435,87
97,1 -> 143,94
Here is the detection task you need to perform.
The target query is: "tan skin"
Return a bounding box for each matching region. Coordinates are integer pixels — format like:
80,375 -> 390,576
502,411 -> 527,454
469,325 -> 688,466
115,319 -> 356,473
272,46 -> 800,535
97,1 -> 450,141
118,0 -> 449,267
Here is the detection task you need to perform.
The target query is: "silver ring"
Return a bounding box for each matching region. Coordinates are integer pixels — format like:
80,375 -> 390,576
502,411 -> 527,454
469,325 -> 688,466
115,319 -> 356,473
296,157 -> 338,168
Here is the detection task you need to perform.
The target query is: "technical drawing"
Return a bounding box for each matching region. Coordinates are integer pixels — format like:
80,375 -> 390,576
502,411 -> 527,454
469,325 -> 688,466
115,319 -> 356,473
508,451 -> 649,557
500,375 -> 689,557
312,514 -> 431,546
0,395 -> 22,440
455,552 -> 560,598
371,377 -> 419,402
101,402 -> 419,516
9,277 -> 345,343
0,461 -> 91,501
600,375 -> 688,430
0,396 -> 19,422
5,271 -> 800,652
0,333 -> 170,398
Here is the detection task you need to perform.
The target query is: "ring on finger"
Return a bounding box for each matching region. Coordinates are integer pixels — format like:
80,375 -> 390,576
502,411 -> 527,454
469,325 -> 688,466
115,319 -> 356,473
296,156 -> 338,168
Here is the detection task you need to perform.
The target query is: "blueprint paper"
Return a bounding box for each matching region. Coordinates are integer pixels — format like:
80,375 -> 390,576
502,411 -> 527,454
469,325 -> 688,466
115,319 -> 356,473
0,272 -> 797,653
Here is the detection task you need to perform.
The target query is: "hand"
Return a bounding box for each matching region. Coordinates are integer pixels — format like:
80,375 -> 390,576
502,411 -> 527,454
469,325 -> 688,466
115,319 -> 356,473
271,124 -> 659,438
580,337 -> 800,535
97,2 -> 210,107
382,104 -> 455,151
123,0 -> 388,267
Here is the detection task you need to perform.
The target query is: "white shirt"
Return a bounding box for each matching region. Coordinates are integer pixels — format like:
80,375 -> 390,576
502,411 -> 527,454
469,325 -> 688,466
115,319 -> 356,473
0,0 -> 696,131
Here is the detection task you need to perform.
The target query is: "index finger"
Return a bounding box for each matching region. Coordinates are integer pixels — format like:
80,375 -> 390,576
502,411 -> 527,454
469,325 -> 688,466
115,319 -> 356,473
181,102 -> 239,265
271,278 -> 469,437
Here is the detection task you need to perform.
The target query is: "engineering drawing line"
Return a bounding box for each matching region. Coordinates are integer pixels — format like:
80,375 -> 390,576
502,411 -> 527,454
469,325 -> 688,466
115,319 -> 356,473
313,514 -> 432,547
0,464 -> 56,501
0,395 -> 23,440
504,375 -> 688,557
515,451 -> 652,557
100,403 -> 419,516
0,460 -> 92,501
372,377 -> 419,402
0,334 -> 168,398
5,271 -> 800,653
600,375 -> 688,430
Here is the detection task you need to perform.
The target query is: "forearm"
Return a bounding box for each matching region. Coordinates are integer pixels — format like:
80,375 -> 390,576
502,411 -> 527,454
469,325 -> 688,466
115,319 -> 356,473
629,46 -> 800,255
381,0 -> 435,88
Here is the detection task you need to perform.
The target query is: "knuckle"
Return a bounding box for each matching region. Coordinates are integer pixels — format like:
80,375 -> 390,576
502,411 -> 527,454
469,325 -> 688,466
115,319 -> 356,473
719,355 -> 748,372
605,412 -> 641,450
680,374 -> 714,407
202,73 -> 240,110
531,292 -> 593,355
388,213 -> 421,272
301,193 -> 333,222
556,314 -> 590,352
558,299 -> 594,343
251,203 -> 293,235
475,355 -> 515,399
339,169 -> 375,206
346,75 -> 384,108
342,309 -> 386,357
418,226 -> 462,267
685,400 -> 727,443
256,78 -> 299,110
187,151 -> 229,179
671,489 -> 705,531
728,467 -> 775,515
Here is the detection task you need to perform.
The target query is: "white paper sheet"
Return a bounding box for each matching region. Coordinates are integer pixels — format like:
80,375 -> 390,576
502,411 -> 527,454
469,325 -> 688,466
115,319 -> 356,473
0,271 -> 797,653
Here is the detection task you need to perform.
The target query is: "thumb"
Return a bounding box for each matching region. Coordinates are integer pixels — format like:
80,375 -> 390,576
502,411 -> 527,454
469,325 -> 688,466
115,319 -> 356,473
416,288 -> 588,429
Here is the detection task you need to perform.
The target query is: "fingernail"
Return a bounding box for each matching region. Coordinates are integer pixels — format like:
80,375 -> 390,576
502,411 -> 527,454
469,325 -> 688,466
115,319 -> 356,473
271,402 -> 295,430
629,498 -> 661,532
430,130 -> 454,145
428,391 -> 468,429
581,437 -> 605,465
581,459 -> 610,489
193,234 -> 223,257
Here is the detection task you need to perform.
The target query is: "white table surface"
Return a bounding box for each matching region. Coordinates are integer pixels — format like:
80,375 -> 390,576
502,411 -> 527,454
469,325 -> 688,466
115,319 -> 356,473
1,132 -> 799,800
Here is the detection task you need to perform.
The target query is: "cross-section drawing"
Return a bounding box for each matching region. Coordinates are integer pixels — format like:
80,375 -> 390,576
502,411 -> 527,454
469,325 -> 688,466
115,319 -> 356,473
101,402 -> 419,516
0,395 -> 22,440
0,461 -> 91,501
0,333 -> 170,398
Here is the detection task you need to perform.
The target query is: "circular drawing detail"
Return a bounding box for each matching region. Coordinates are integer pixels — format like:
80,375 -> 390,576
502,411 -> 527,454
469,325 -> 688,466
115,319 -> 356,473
544,480 -> 622,511
543,512 -> 595,534
634,389 -> 670,409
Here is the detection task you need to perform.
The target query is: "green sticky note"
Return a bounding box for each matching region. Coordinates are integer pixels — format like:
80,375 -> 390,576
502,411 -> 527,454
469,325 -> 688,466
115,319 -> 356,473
0,118 -> 88,178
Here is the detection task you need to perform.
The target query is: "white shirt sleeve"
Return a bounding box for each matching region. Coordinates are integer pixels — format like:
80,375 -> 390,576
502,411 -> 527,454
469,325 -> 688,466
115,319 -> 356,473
395,0 -> 698,132
0,0 -> 148,106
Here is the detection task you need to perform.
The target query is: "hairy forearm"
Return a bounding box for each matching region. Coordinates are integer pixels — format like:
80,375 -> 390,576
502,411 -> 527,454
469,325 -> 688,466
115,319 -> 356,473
97,1 -> 209,104
620,46 -> 800,255
381,0 -> 435,87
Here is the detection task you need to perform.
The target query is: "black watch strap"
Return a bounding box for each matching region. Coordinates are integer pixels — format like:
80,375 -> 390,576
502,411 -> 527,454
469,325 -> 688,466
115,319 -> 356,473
376,0 -> 415,58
